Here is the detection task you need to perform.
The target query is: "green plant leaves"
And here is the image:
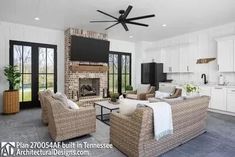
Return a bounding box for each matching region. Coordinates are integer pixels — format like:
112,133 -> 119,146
4,65 -> 21,90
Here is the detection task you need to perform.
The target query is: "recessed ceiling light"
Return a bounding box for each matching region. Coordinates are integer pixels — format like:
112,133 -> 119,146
34,17 -> 40,21
129,35 -> 133,38
162,24 -> 167,27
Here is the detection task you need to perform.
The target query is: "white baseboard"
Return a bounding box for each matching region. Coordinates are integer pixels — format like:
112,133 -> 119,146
208,108 -> 235,117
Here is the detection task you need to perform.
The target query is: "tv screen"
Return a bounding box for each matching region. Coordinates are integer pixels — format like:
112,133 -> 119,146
70,36 -> 110,63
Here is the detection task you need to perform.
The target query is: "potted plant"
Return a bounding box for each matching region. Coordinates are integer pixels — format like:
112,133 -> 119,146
125,85 -> 133,92
3,65 -> 21,114
184,84 -> 199,96
110,93 -> 119,102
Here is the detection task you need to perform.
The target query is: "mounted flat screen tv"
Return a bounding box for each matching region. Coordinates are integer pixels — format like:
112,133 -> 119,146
70,36 -> 110,63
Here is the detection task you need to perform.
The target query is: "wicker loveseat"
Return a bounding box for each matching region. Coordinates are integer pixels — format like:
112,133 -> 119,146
110,96 -> 210,157
44,96 -> 96,141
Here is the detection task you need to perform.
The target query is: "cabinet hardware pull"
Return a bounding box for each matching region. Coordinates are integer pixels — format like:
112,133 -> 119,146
230,90 -> 235,92
214,87 -> 222,89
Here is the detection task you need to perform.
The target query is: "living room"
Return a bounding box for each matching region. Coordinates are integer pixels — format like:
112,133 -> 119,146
0,0 -> 235,157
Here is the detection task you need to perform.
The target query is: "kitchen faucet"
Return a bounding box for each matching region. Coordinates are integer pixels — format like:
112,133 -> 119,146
201,74 -> 208,84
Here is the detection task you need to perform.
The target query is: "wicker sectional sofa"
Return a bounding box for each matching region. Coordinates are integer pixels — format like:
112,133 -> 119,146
110,96 -> 210,157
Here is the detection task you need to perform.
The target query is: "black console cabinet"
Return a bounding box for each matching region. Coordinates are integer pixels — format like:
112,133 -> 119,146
141,62 -> 166,90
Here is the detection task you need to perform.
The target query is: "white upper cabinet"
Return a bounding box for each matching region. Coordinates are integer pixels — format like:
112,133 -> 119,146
216,36 -> 235,72
162,44 -> 194,73
179,44 -> 194,72
162,46 -> 180,73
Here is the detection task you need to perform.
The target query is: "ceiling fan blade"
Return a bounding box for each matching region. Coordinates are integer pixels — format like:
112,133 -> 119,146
127,14 -> 155,21
126,21 -> 149,27
90,20 -> 117,23
97,10 -> 118,20
105,22 -> 120,30
123,5 -> 133,19
121,22 -> 129,31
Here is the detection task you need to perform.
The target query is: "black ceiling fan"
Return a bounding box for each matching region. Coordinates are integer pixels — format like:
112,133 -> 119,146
90,5 -> 155,31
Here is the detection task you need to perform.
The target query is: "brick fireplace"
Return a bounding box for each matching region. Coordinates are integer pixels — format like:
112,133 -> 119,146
64,28 -> 108,99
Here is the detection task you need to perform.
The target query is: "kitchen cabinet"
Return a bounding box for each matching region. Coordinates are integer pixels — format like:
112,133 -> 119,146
179,44 -> 195,72
162,46 -> 180,73
226,88 -> 235,113
199,86 -> 211,107
216,36 -> 235,72
210,87 -> 227,111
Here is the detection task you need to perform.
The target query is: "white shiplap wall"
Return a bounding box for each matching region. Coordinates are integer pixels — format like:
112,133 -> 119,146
136,22 -> 235,85
0,21 -> 65,113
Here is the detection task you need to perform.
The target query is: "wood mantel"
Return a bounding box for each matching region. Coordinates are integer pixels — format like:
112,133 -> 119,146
69,64 -> 108,73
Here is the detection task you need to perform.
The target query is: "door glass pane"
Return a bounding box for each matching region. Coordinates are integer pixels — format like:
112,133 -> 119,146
109,54 -> 113,73
39,48 -> 46,73
47,48 -> 54,73
109,74 -> 113,93
121,55 -> 126,73
23,46 -> 32,73
126,56 -> 130,73
126,74 -> 130,86
122,74 -> 126,92
14,45 -> 22,72
47,74 -> 54,92
113,54 -> 118,73
39,74 -> 46,91
114,74 -> 118,93
23,74 -> 31,101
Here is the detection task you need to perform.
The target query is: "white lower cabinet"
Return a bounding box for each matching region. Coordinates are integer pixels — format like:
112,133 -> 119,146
210,87 -> 227,111
199,86 -> 211,108
226,88 -> 235,113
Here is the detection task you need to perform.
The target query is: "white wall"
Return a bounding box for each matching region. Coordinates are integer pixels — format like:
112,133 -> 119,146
136,22 -> 235,85
0,21 -> 64,113
109,39 -> 136,88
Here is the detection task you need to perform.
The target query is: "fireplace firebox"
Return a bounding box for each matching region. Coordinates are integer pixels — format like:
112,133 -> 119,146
79,78 -> 100,97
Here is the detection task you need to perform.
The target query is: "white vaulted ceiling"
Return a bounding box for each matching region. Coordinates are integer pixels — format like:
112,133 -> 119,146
0,0 -> 235,41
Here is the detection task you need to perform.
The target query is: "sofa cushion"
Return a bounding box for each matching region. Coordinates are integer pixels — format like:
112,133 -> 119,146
52,92 -> 68,106
119,99 -> 148,116
159,84 -> 176,94
137,84 -> 150,95
155,91 -> 170,99
67,99 -> 79,109
126,94 -> 138,99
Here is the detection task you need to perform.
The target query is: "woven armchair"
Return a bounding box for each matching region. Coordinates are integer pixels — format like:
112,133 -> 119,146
38,91 -> 52,125
44,96 -> 96,142
110,96 -> 210,157
126,86 -> 156,100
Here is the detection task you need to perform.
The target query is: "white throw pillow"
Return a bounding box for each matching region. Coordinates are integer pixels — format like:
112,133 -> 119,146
137,84 -> 150,95
159,85 -> 176,94
119,99 -> 148,116
67,99 -> 79,109
52,92 -> 68,106
155,91 -> 170,99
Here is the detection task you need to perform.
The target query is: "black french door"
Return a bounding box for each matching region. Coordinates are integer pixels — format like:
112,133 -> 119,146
108,51 -> 131,94
10,40 -> 57,108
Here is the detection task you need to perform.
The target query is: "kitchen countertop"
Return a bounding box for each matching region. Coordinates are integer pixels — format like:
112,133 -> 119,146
160,82 -> 235,88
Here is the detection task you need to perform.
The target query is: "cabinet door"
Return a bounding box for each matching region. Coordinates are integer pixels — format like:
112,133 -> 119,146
199,86 -> 211,108
163,47 -> 180,73
211,87 -> 227,111
227,88 -> 235,113
162,48 -> 170,73
217,39 -> 234,72
170,46 -> 180,73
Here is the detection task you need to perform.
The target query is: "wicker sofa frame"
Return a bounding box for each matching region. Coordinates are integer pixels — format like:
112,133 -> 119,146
110,96 -> 210,157
44,96 -> 96,141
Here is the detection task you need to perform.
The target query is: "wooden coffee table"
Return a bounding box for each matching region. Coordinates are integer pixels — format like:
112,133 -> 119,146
94,101 -> 119,125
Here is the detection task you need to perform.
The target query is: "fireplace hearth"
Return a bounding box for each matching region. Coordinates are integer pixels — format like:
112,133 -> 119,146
79,78 -> 100,97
